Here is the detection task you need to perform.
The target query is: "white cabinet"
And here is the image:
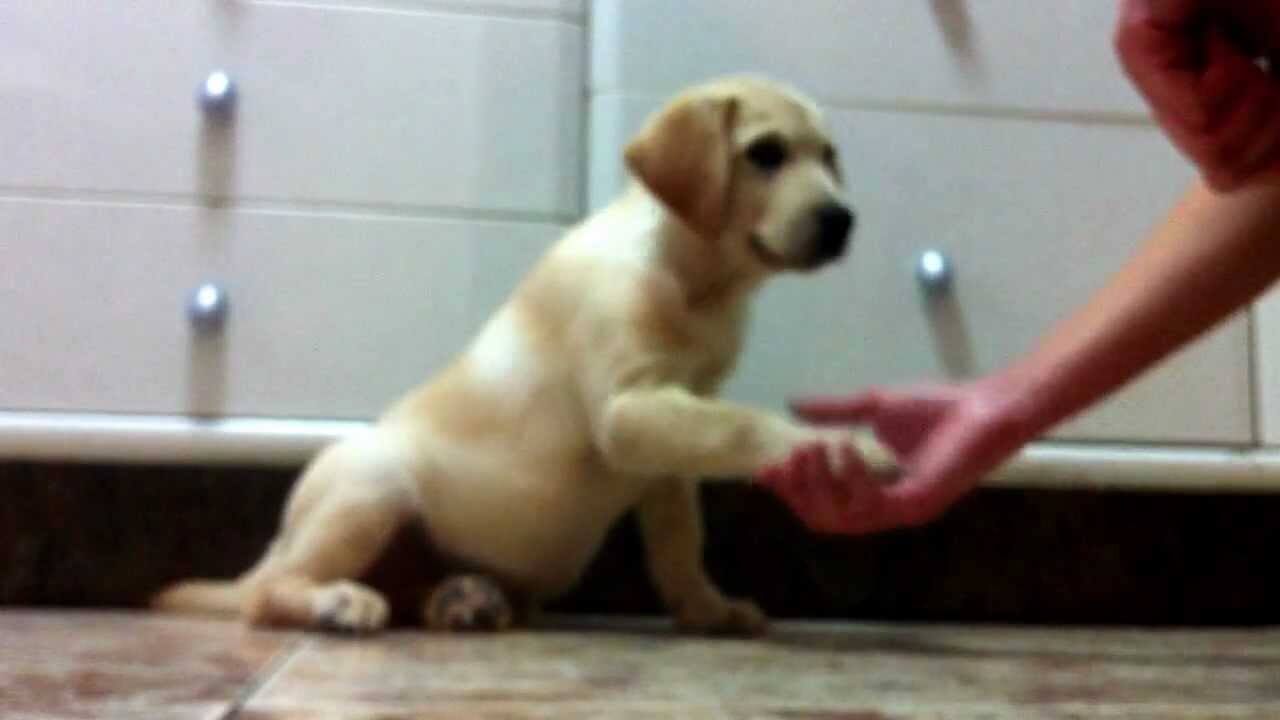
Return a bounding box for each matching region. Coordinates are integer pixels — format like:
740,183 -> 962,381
588,1 -> 1253,446
2,0 -> 1274,476
0,0 -> 584,462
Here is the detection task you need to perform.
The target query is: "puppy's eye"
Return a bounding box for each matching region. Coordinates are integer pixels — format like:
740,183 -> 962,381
822,144 -> 838,169
746,137 -> 788,172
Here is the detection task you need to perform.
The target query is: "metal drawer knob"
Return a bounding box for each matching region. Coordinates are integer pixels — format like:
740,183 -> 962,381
198,70 -> 237,116
187,283 -> 229,332
916,249 -> 953,294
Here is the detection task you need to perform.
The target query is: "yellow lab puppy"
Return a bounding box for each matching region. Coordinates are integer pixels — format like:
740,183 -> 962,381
154,76 -> 887,636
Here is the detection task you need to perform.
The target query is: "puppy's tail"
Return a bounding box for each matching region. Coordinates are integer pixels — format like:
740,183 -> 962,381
150,578 -> 246,618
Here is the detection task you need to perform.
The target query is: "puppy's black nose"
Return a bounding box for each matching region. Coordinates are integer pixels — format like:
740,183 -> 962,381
814,203 -> 855,261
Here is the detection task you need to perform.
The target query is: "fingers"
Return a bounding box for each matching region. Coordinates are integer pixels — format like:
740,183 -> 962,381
1115,0 -> 1209,127
1196,28 -> 1265,129
758,446 -> 820,528
878,414 -> 1015,528
1181,29 -> 1280,189
770,445 -> 837,533
800,445 -> 848,533
757,445 -> 809,495
1199,31 -> 1280,188
789,391 -> 883,425
1116,0 -> 1280,189
835,444 -> 885,530
1130,0 -> 1203,27
758,443 -> 890,535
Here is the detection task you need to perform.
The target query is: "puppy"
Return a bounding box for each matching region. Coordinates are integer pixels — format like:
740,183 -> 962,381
153,76 -> 890,636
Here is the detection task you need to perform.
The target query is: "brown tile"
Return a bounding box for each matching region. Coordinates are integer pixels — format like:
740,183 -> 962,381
240,618 -> 1280,718
237,705 -> 742,719
235,702 -> 1280,719
0,610 -> 300,720
237,703 -> 1280,719
750,706 -> 1280,719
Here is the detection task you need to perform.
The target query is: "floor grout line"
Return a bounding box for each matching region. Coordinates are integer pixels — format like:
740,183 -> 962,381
214,634 -> 315,720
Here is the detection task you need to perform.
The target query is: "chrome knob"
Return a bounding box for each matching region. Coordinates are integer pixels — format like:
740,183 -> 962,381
916,249 -> 953,294
187,283 -> 229,332
198,70 -> 237,116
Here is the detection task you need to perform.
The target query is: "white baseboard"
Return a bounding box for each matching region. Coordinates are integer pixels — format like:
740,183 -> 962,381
0,411 -> 366,467
1,411 -> 1277,492
986,443 -> 1279,493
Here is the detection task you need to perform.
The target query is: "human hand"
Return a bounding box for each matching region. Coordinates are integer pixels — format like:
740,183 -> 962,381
1115,0 -> 1280,190
757,378 -> 1035,534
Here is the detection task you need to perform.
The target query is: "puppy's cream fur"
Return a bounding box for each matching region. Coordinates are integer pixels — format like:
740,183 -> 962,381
153,76 -> 890,635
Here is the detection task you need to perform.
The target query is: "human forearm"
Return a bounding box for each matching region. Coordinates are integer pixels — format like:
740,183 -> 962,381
1003,180 -> 1280,436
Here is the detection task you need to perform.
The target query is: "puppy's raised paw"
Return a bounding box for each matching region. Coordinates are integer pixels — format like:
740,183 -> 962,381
311,580 -> 390,633
676,597 -> 768,637
423,574 -> 514,633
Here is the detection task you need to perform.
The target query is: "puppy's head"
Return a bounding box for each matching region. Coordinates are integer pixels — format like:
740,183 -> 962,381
624,76 -> 854,272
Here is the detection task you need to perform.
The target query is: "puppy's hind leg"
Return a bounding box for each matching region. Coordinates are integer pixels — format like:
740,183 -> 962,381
244,435 -> 417,633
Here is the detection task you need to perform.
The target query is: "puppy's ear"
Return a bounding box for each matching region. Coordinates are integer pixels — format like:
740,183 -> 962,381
624,93 -> 739,237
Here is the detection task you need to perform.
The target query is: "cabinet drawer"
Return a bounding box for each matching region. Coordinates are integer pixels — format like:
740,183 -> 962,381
592,0 -> 1145,115
0,199 -> 558,419
592,94 -> 1251,444
1,2 -> 583,216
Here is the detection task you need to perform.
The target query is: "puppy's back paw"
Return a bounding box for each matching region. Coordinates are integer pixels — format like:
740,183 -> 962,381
311,580 -> 390,633
423,574 -> 514,633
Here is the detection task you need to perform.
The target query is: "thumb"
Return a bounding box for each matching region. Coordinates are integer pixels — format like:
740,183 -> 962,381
878,423 -> 991,527
790,391 -> 884,425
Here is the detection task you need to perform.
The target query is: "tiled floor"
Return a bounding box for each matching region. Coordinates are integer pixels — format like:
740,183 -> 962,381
1,611 -> 1278,719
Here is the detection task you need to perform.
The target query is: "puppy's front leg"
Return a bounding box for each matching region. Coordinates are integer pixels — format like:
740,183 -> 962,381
598,386 -> 821,479
639,478 -> 766,636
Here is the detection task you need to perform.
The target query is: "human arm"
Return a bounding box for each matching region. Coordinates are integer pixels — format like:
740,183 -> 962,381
761,180 -> 1280,533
